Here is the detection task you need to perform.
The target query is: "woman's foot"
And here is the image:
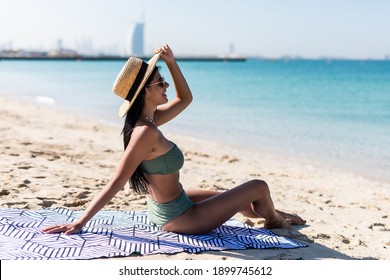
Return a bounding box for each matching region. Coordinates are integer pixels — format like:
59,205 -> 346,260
276,210 -> 306,225
264,210 -> 306,229
264,212 -> 292,229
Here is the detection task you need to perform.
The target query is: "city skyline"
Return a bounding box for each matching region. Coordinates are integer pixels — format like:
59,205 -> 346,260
1,0 -> 389,59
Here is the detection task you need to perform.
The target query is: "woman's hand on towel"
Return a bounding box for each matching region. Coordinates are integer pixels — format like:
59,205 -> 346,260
42,222 -> 83,235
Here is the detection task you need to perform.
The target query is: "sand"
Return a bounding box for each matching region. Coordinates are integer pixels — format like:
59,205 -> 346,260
1,95 -> 389,260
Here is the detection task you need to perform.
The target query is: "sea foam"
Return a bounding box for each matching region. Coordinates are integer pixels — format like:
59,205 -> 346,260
35,96 -> 55,105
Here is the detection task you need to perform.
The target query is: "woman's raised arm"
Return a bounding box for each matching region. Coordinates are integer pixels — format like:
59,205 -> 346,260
155,44 -> 193,126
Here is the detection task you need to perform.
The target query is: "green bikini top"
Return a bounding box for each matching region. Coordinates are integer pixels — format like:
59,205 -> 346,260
140,144 -> 184,175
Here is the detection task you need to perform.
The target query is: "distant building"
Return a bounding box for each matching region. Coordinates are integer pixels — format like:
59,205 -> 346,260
48,38 -> 78,57
76,36 -> 94,55
126,22 -> 144,56
229,43 -> 235,55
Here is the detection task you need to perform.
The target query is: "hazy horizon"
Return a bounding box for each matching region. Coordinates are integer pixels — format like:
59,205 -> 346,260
1,0 -> 389,60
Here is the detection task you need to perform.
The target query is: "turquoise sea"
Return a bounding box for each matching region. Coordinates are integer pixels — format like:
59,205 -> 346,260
1,59 -> 389,182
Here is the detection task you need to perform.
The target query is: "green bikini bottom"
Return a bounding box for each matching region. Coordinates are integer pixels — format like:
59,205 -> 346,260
147,191 -> 194,228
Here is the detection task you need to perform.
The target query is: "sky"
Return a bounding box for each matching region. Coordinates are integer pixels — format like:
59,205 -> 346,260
1,0 -> 389,59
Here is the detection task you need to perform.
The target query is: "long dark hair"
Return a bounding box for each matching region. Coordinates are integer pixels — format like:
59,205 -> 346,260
122,67 -> 158,195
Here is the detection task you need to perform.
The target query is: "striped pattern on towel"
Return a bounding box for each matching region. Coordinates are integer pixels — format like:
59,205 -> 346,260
0,208 -> 306,260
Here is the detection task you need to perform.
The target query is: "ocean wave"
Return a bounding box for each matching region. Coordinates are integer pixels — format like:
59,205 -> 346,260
35,96 -> 55,105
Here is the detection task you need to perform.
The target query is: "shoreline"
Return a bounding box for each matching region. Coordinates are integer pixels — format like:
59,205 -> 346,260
1,95 -> 389,260
6,92 -> 389,186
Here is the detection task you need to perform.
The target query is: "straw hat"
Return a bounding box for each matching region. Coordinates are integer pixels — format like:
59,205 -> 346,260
112,52 -> 161,117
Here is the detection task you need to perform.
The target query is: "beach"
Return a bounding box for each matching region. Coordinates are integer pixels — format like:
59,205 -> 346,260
1,95 -> 389,260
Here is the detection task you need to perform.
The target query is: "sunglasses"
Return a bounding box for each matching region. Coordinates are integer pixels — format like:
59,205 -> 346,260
146,77 -> 168,88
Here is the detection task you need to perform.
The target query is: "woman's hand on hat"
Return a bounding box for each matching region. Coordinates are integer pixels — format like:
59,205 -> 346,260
155,44 -> 174,64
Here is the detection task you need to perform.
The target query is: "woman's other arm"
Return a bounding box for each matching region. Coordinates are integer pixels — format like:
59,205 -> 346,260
42,125 -> 158,234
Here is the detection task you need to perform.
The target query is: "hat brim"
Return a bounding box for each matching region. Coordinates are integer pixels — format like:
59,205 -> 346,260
118,52 -> 161,118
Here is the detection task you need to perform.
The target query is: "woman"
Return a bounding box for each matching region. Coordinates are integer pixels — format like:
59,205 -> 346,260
42,44 -> 305,235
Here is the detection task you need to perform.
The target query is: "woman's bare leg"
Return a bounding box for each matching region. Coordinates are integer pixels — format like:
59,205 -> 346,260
186,189 -> 259,218
186,189 -> 306,222
163,179 -> 304,234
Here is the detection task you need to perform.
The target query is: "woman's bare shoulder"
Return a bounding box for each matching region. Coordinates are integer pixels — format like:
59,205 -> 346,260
132,123 -> 159,143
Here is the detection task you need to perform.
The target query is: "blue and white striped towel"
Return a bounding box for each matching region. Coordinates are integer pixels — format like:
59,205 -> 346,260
0,208 -> 306,260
